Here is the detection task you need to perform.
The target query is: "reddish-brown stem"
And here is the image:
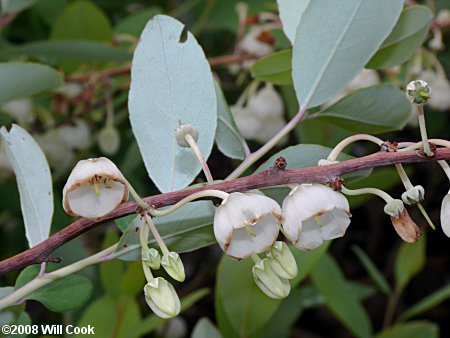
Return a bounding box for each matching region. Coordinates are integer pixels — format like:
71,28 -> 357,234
65,54 -> 255,83
1,148 -> 450,276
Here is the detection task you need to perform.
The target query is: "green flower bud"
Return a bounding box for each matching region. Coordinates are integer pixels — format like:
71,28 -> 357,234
406,80 -> 431,105
161,252 -> 185,282
252,258 -> 290,300
98,126 -> 120,155
267,241 -> 298,279
384,199 -> 404,217
401,185 -> 425,205
142,248 -> 161,270
144,277 -> 180,318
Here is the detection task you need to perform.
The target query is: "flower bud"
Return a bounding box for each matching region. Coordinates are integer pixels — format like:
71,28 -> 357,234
266,241 -> 298,279
142,248 -> 161,270
161,252 -> 185,282
175,124 -> 199,148
252,258 -> 290,299
98,126 -> 121,155
144,277 -> 181,318
406,80 -> 431,105
383,199 -> 405,217
401,185 -> 425,205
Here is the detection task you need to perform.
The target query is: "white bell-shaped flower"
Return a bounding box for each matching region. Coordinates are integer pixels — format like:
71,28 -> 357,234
282,184 -> 351,251
248,84 -> 284,120
241,27 -> 274,57
144,277 -> 181,319
440,190 -> 450,237
63,157 -> 129,219
213,192 -> 282,259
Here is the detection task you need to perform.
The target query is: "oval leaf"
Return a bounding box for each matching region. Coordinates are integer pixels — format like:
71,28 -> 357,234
217,255 -> 282,336
192,318 -> 223,338
395,233 -> 426,291
311,254 -> 373,338
0,63 -> 62,104
215,80 -> 246,160
277,0 -> 311,43
251,50 -> 293,85
15,266 -> 92,312
316,84 -> 411,134
115,201 -> 215,261
292,0 -> 403,108
0,124 -> 53,247
375,321 -> 439,338
367,6 -> 433,69
128,15 -> 217,192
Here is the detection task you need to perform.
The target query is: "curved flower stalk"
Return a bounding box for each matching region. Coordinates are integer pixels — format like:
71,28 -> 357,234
282,184 -> 351,251
62,157 -> 129,219
213,192 -> 282,259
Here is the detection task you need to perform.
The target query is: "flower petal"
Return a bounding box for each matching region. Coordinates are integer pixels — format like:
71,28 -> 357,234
440,192 -> 450,237
295,218 -> 323,251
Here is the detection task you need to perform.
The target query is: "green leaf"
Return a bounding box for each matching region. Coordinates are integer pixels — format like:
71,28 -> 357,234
115,7 -> 162,37
316,85 -> 411,133
1,0 -> 36,14
395,233 -> 426,291
120,261 -> 145,296
291,241 -> 330,287
375,321 -> 439,338
116,201 -> 215,261
352,245 -> 392,295
76,296 -> 141,338
51,0 -> 112,41
215,281 -> 240,338
367,6 -> 433,69
15,266 -> 93,312
33,0 -> 67,27
311,253 -> 373,338
250,50 -> 293,85
216,255 -> 282,337
131,288 -> 210,338
192,318 -> 223,338
0,63 -> 62,104
292,0 -> 403,108
100,230 -> 123,298
277,0 -> 311,44
0,41 -> 131,62
399,284 -> 450,321
0,124 -> 53,247
129,15 -> 217,193
215,80 -> 246,160
255,144 -> 371,183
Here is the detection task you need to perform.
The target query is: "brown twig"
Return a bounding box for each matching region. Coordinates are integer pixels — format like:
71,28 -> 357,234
1,148 -> 450,276
65,54 -> 255,83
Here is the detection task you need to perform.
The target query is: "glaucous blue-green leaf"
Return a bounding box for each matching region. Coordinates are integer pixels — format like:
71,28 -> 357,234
115,7 -> 162,37
115,201 -> 215,261
1,0 -> 36,14
256,144 -> 371,182
250,50 -> 293,85
15,266 -> 93,312
0,124 -> 53,247
215,80 -> 246,160
375,321 -> 439,338
311,253 -> 373,338
316,84 -> 411,133
51,0 -> 112,41
395,233 -> 426,291
352,245 -> 392,295
276,0 -> 311,43
192,318 -> 223,338
0,63 -> 62,104
292,0 -> 403,108
367,6 -> 433,69
129,15 -> 217,192
217,255 -> 282,337
0,41 -> 131,62
399,284 -> 450,321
